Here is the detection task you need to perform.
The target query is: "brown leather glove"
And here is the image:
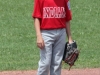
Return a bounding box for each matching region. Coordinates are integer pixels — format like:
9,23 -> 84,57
63,41 -> 79,70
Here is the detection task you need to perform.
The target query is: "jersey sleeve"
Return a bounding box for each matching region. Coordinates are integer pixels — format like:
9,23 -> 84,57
32,0 -> 42,18
65,0 -> 72,22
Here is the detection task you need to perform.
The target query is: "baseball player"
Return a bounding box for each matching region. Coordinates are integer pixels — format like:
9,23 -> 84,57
32,0 -> 73,75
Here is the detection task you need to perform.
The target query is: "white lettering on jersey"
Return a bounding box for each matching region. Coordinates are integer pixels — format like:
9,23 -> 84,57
43,7 -> 66,18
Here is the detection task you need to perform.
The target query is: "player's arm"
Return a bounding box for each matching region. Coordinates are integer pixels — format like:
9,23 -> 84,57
66,21 -> 73,44
34,18 -> 45,49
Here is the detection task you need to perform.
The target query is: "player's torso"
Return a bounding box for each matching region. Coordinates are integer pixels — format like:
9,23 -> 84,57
39,0 -> 67,29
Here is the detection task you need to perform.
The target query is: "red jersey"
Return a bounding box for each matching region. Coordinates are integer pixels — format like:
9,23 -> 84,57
32,0 -> 72,30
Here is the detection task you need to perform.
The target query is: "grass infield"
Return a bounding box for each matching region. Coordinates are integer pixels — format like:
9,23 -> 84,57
0,0 -> 100,71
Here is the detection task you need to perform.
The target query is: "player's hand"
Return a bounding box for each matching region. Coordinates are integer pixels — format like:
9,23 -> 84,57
68,39 -> 73,44
36,36 -> 45,49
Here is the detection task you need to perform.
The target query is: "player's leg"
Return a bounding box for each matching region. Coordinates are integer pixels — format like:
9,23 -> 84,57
50,28 -> 66,75
37,47 -> 52,75
37,30 -> 55,75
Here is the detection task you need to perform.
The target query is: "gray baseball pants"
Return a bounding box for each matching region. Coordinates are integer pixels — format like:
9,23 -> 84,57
37,28 -> 66,75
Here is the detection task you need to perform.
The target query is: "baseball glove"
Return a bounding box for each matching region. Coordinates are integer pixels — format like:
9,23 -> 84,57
62,41 -> 79,70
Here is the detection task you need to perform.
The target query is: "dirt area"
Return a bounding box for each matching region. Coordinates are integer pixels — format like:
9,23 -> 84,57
0,68 -> 100,75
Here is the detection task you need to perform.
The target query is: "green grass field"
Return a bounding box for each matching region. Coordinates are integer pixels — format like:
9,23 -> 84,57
0,0 -> 100,71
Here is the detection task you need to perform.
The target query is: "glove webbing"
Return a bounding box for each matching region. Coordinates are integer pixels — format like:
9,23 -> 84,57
65,50 -> 79,70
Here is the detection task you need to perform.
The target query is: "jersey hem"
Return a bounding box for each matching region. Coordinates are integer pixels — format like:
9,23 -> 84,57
40,27 -> 66,30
